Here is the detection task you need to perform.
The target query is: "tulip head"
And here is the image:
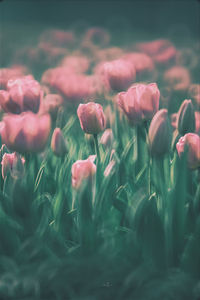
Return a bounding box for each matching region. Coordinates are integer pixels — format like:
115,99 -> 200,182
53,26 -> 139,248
71,155 -> 96,189
176,99 -> 195,135
1,152 -> 25,179
100,128 -> 114,149
51,128 -> 67,157
148,109 -> 172,157
77,102 -> 106,135
176,133 -> 200,169
0,112 -> 51,153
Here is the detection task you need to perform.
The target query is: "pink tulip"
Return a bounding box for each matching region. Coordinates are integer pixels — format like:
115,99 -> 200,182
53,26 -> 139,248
4,75 -> 42,114
117,83 -> 160,125
136,39 -> 177,66
51,128 -> 67,157
163,66 -> 191,92
100,128 -> 114,149
1,152 -> 25,179
94,47 -> 124,62
188,84 -> 200,107
102,59 -> 136,92
0,112 -> 51,153
60,55 -> 90,73
71,155 -> 96,189
123,52 -> 154,75
148,109 -> 172,156
0,66 -> 28,89
77,102 -> 106,134
176,133 -> 200,169
39,94 -> 63,119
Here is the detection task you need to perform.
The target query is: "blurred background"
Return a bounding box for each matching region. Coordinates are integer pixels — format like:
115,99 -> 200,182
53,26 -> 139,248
0,0 -> 199,67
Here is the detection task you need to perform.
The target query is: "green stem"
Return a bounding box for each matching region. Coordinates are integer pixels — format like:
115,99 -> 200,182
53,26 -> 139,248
93,134 -> 100,164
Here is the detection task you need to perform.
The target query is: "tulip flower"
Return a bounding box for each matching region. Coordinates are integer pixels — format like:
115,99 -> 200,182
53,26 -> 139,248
60,55 -> 90,73
77,102 -> 106,135
0,112 -> 51,153
176,99 -> 195,135
148,109 -> 172,156
100,128 -> 114,149
188,84 -> 200,108
102,59 -> 136,92
163,66 -> 191,92
3,75 -> 42,114
1,152 -> 25,179
176,133 -> 200,169
39,94 -> 63,119
117,83 -> 160,125
122,52 -> 154,75
71,155 -> 96,189
51,128 -> 67,157
0,66 -> 28,89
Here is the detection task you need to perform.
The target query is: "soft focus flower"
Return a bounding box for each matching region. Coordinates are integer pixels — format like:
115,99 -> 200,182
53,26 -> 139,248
71,155 -> 96,189
1,152 -> 25,179
51,128 -> 68,157
100,128 -> 114,149
94,47 -> 124,62
60,55 -> 90,73
176,133 -> 200,169
39,94 -> 63,118
163,66 -> 191,92
188,84 -> 200,108
3,75 -> 43,114
136,39 -> 177,66
102,59 -> 136,92
77,102 -> 106,134
39,29 -> 75,47
176,99 -> 195,135
117,83 -> 160,125
122,52 -> 154,75
41,68 -> 98,102
0,66 -> 28,89
82,27 -> 110,48
0,112 -> 51,153
148,109 -> 172,156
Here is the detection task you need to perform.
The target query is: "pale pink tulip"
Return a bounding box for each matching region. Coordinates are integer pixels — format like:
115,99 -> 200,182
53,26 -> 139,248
72,155 -> 96,189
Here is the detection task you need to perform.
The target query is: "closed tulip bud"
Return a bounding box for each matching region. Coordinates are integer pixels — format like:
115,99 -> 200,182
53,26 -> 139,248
176,133 -> 200,169
1,152 -> 25,179
176,100 -> 195,135
71,155 -> 96,189
51,128 -> 67,157
100,129 -> 114,149
148,109 -> 172,156
77,102 -> 106,135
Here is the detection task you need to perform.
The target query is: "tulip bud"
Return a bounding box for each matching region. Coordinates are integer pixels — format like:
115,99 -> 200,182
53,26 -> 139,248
77,102 -> 106,135
71,155 -> 96,189
100,129 -> 114,149
148,109 -> 172,156
51,128 -> 67,157
176,133 -> 200,169
176,99 -> 195,135
1,152 -> 25,179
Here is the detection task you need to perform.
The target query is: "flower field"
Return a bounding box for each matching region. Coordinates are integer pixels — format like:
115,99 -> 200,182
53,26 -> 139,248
0,5 -> 200,299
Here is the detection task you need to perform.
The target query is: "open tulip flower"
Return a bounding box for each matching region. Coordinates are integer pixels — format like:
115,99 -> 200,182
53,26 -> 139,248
77,102 -> 106,135
176,133 -> 200,169
117,83 -> 160,125
0,112 -> 51,153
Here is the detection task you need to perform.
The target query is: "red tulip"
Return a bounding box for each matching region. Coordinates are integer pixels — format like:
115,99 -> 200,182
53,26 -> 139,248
77,102 -> 106,134
71,155 -> 96,189
0,112 -> 51,153
176,133 -> 200,169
